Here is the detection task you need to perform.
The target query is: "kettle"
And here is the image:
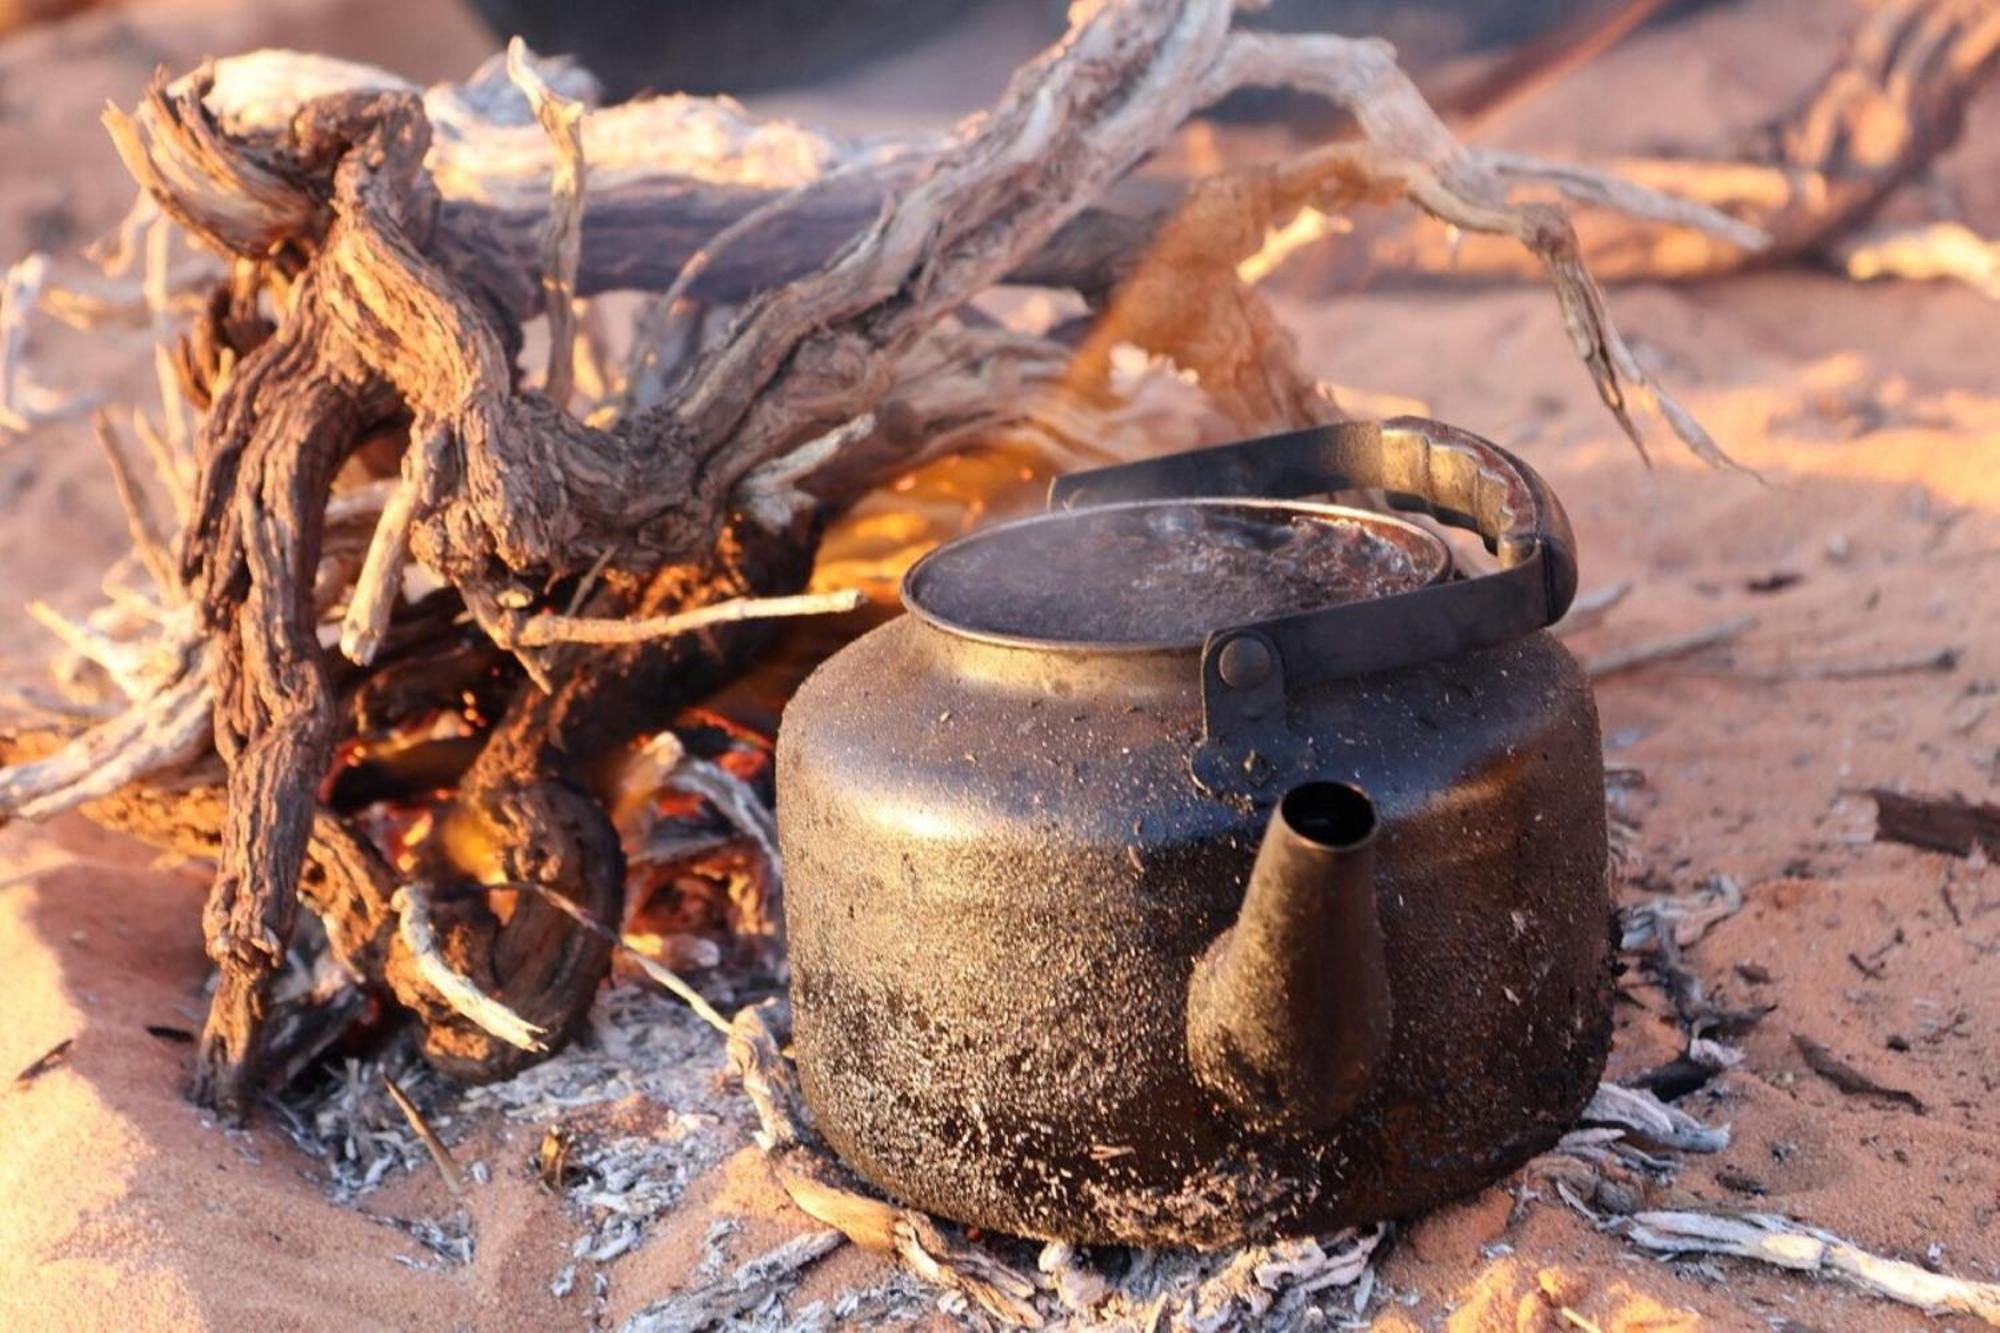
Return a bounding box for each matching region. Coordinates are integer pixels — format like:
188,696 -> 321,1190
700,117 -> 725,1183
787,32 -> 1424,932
776,418 -> 1611,1247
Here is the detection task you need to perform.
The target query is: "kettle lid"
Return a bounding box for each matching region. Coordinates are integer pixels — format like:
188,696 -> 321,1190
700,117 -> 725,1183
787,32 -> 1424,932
903,498 -> 1450,651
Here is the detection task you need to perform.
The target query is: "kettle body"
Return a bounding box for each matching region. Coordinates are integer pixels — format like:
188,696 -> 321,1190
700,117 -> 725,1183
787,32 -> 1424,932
776,418 -> 1612,1246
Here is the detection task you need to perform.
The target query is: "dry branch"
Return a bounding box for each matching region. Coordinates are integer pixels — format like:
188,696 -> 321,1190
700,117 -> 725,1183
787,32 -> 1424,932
339,425 -> 446,666
499,589 -> 865,649
0,650 -> 209,820
1868,788 -> 2000,859
382,1072 -> 466,1196
1838,219 -> 2000,298
394,884 -> 550,1054
88,411 -> 180,597
0,0 -> 1771,1111
1363,0 -> 2000,285
1585,614 -> 1759,680
1619,1211 -> 2000,1324
504,39 -> 588,410
1,255 -> 101,431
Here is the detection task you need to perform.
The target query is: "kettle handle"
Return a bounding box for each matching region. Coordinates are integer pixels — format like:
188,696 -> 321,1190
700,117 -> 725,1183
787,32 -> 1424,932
1048,417 -> 1577,692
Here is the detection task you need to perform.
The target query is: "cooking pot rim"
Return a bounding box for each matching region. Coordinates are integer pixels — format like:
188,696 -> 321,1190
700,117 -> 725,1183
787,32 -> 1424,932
901,497 -> 1452,654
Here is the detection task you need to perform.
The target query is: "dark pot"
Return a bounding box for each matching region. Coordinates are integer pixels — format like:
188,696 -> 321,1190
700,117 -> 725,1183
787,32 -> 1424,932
777,418 -> 1611,1246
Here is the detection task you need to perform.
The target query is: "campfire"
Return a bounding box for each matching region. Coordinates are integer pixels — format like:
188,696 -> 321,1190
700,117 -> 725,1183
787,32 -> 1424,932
2,0 -> 1998,1326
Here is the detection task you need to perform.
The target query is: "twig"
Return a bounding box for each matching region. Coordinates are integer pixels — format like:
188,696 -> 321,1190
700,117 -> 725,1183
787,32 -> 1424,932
35,257 -> 216,334
0,254 -> 100,433
1350,0 -> 2000,287
1837,220 -> 2000,300
1553,580 -> 1632,636
382,1072 -> 466,1195
1867,788 -> 2000,860
1434,0 -> 1678,128
506,39 -> 588,411
1480,149 -> 1770,252
501,589 -> 866,649
0,657 -> 211,820
0,682 -> 117,723
1556,1308 -> 1607,1333
1619,1211 -> 2000,1324
88,410 -> 180,598
640,731 -> 782,876
11,1038 -> 74,1087
510,881 -> 733,1036
143,215 -> 194,463
1737,645 -> 1960,682
1940,877 -> 1964,928
1793,1034 -> 1925,1112
621,1230 -> 846,1333
1585,615 -> 1758,679
459,582 -> 556,694
1202,34 -> 1746,468
129,408 -> 193,524
25,601 -> 190,700
340,426 -> 447,665
393,884 -> 549,1053
736,415 -> 877,532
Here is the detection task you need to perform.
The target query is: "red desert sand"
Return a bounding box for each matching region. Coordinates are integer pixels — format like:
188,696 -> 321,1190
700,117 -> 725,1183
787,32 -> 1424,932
0,0 -> 1993,1328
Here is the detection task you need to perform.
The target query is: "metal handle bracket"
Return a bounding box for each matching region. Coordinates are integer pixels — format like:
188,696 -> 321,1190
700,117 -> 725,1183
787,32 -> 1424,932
1053,417 -> 1579,793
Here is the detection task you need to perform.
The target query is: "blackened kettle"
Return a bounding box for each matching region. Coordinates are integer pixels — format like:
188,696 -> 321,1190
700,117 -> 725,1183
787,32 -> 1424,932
777,418 -> 1611,1247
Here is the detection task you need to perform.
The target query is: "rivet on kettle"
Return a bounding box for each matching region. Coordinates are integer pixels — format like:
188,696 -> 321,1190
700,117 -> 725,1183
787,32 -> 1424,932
1215,635 -> 1273,689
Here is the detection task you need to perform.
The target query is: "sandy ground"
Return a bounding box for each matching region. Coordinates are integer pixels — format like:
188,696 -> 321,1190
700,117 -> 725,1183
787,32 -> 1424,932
0,0 -> 1996,1328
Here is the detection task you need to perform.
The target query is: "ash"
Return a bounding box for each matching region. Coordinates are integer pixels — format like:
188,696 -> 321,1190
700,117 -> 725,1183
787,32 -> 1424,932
376,1210 -> 477,1269
1016,1227 -> 1390,1331
464,986 -> 748,1264
266,1046 -> 479,1267
465,984 -> 734,1120
267,985 -> 747,1279
265,982 -> 1401,1326
267,1046 -> 456,1205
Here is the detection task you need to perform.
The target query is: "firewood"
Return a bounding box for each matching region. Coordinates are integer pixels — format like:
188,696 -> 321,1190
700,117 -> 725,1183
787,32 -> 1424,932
0,0 -> 1809,1113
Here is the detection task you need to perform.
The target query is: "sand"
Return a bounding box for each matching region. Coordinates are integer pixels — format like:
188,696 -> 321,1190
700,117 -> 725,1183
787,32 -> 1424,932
0,0 -> 1995,1328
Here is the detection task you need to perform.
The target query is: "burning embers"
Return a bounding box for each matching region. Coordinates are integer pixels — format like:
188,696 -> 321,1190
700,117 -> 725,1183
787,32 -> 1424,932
325,701 -> 786,1005
611,713 -> 785,979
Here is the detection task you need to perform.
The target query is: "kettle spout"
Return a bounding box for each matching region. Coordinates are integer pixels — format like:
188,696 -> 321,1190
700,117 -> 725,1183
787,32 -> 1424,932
1187,781 -> 1391,1133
